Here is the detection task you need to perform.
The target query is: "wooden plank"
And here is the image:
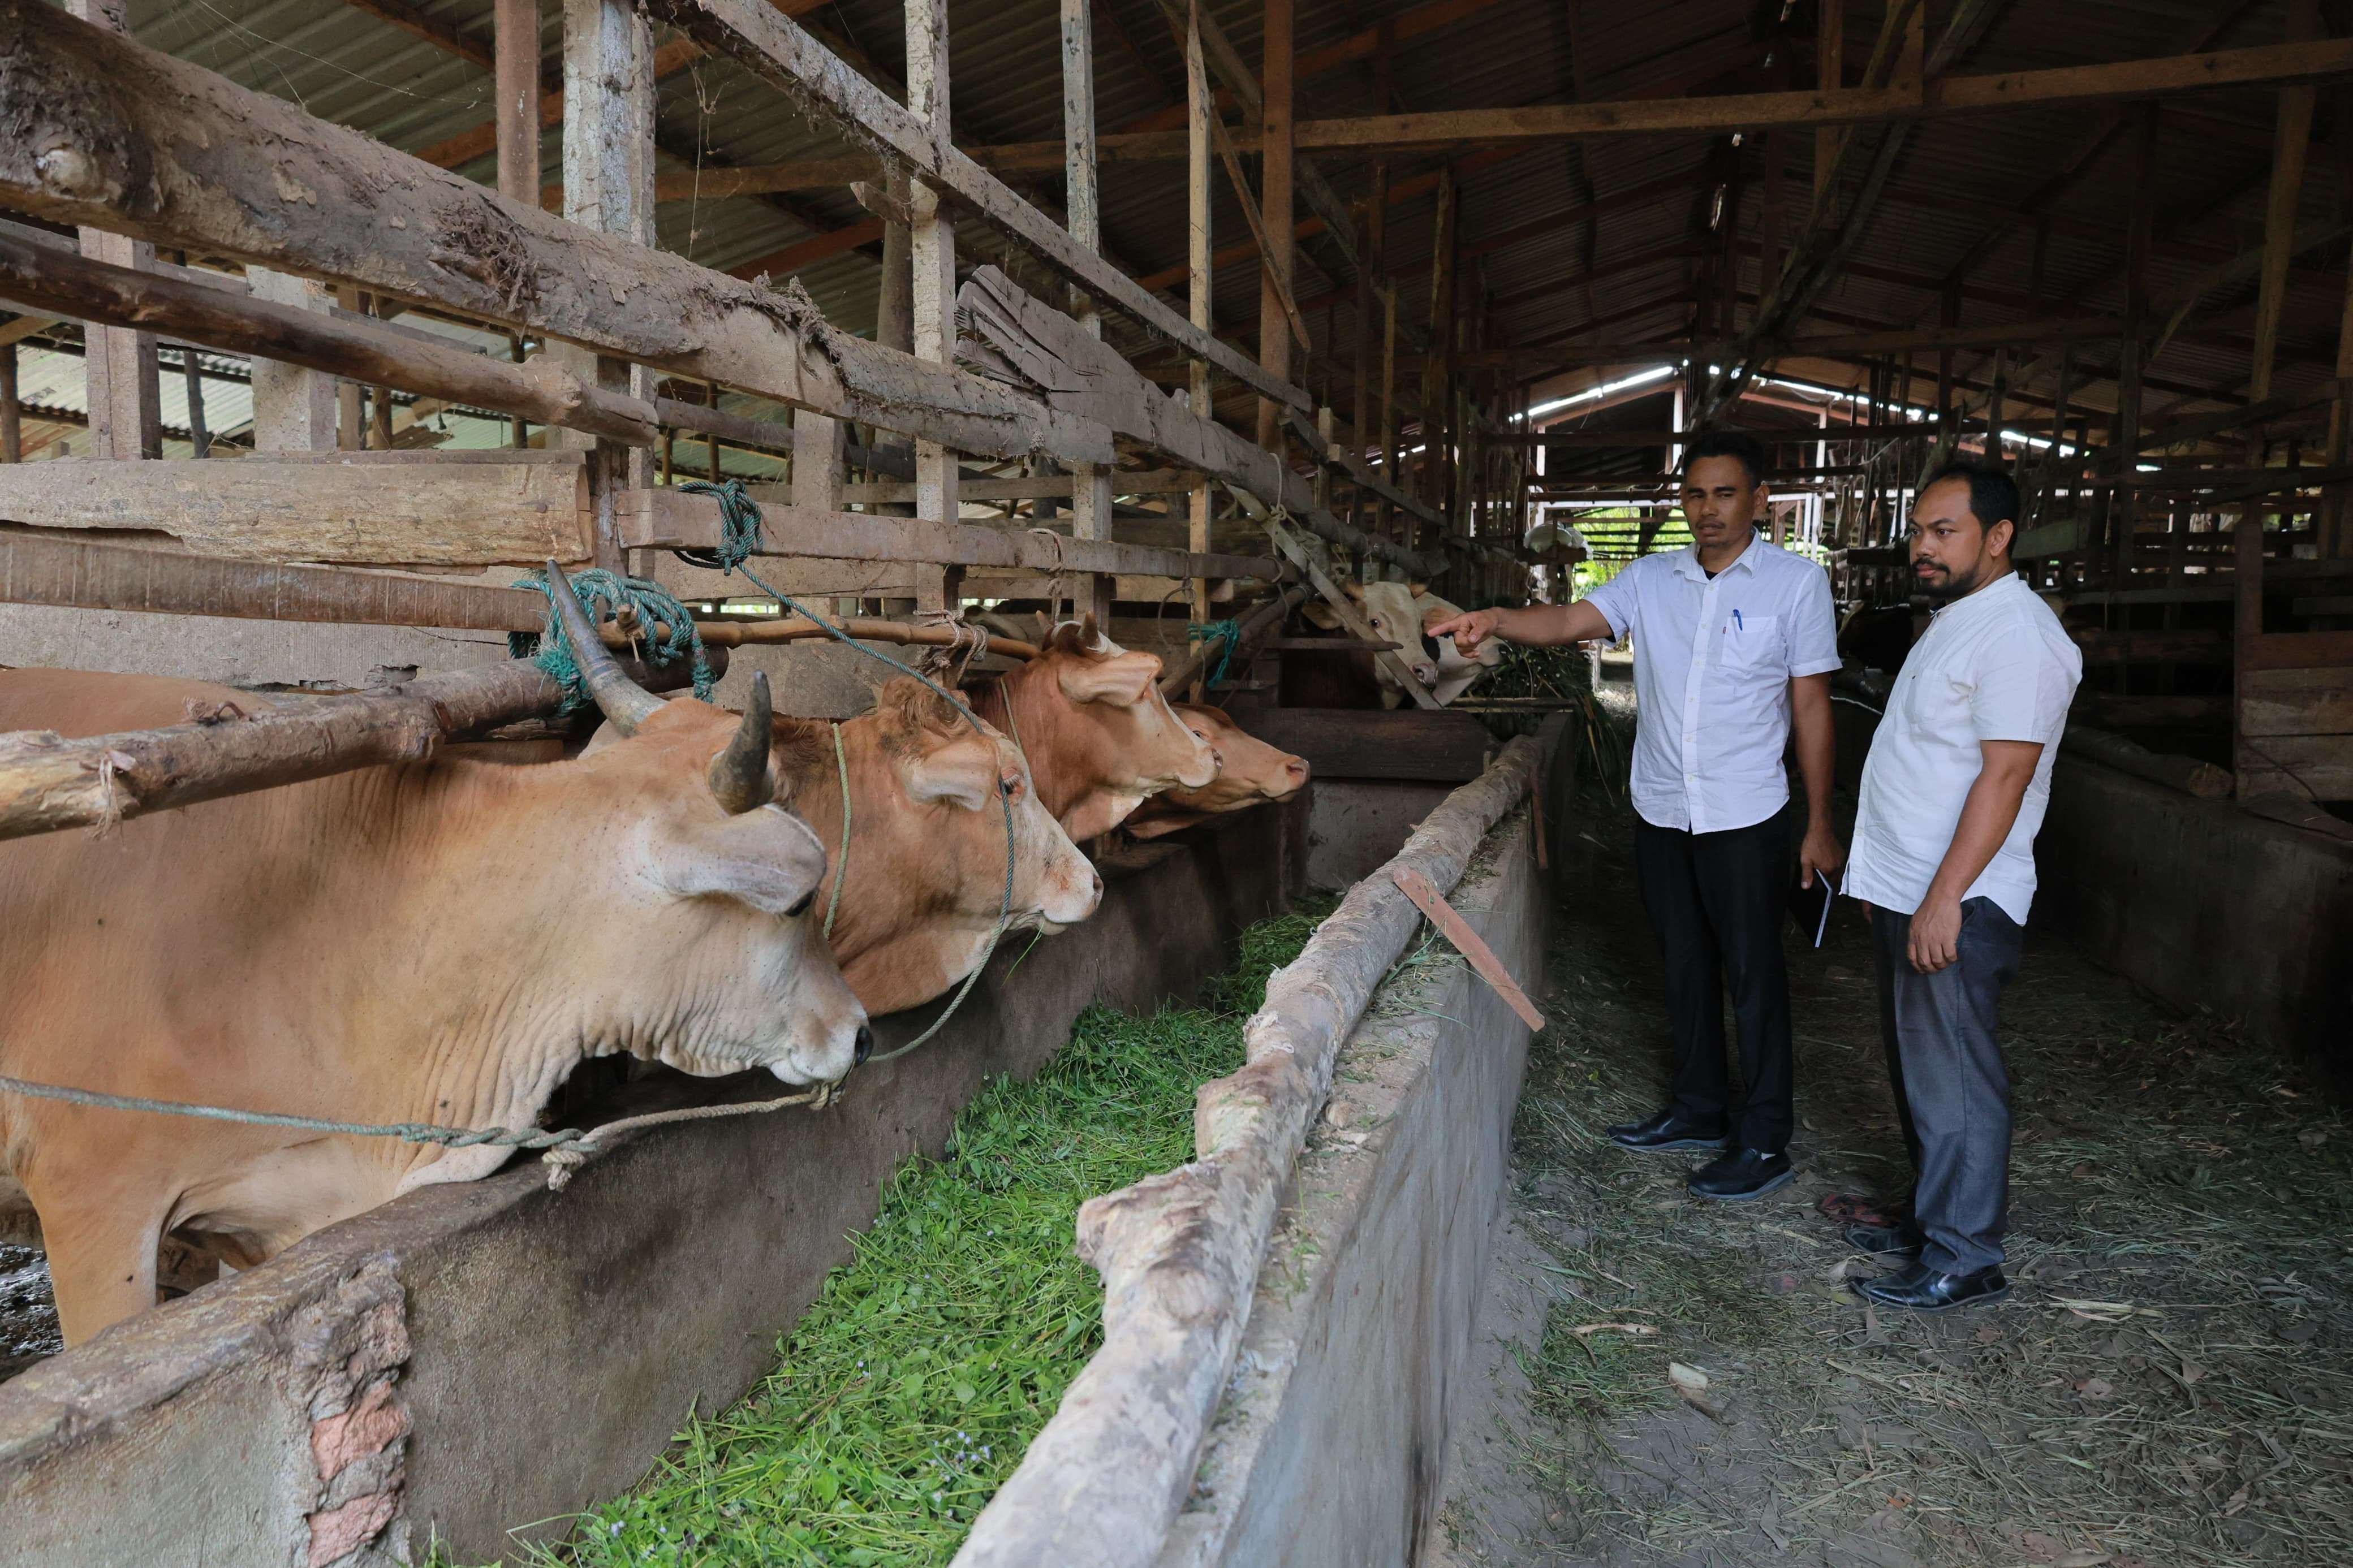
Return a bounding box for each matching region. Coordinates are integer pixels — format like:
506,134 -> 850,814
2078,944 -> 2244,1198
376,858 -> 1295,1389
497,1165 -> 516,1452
1229,705 -> 1490,780
2233,732 -> 2353,797
2240,665 -> 2353,735
2242,629 -> 2353,671
0,531 -> 549,630
955,264 -> 1444,575
0,0 -> 1108,466
644,0 -> 1313,416
1256,0 -> 1295,450
1390,865 -> 1545,1028
0,453 -> 592,567
2069,628 -> 2231,666
1185,0 -> 1214,692
494,0 -> 542,204
2249,0 -> 2320,402
841,468 -> 1200,504
2012,517 -> 2089,559
623,486 -> 1278,581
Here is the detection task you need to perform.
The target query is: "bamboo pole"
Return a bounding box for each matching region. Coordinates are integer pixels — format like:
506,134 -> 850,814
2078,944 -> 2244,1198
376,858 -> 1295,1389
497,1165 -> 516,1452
1255,0 -> 1295,451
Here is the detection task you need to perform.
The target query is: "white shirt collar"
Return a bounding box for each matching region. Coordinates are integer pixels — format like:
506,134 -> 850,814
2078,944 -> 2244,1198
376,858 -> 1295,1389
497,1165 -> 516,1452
1670,532 -> 1762,582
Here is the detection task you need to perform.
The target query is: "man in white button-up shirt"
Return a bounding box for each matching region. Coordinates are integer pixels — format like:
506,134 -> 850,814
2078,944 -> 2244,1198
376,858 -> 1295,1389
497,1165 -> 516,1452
1433,432 -> 1842,1201
1840,461 -> 2082,1315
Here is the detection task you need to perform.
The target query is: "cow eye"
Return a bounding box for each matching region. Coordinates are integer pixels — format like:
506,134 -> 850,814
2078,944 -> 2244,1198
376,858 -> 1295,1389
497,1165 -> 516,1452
786,891 -> 815,919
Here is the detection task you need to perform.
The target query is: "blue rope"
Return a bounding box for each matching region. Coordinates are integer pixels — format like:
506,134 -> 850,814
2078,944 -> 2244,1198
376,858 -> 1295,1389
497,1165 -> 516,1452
511,568 -> 714,708
1187,619 -> 1241,691
668,478 -> 1015,1065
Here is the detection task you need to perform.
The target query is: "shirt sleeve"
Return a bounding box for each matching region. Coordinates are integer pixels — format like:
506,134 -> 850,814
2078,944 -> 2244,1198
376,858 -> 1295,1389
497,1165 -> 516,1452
1785,564 -> 1842,678
1971,627 -> 2079,746
1580,561 -> 1639,641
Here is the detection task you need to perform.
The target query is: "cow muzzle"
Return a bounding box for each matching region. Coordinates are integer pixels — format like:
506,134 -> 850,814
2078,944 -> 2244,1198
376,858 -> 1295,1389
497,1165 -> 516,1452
853,1023 -> 874,1067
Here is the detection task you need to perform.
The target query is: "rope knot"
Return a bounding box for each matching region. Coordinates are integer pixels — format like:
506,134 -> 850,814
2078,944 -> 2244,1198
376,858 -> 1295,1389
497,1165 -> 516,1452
511,568 -> 715,709
1186,619 -> 1242,692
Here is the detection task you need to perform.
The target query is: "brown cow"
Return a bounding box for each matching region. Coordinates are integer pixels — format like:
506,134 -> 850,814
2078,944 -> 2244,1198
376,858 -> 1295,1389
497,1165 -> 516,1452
770,678 -> 1103,1015
1123,703 -> 1310,840
0,586 -> 867,1344
965,617 -> 1218,839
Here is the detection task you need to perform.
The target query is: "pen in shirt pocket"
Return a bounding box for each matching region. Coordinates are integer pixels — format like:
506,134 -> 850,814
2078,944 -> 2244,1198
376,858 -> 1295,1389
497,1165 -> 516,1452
1733,608 -> 1744,630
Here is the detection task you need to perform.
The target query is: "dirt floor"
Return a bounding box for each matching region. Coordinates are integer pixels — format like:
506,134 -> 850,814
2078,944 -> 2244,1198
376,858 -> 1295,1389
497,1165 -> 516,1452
0,1243 -> 59,1384
1428,776 -> 2353,1568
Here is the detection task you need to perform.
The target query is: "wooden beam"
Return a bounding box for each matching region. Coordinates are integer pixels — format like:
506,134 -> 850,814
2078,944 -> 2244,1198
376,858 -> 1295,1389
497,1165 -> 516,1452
1187,0 -> 1214,677
0,342 -> 16,463
643,0 -> 1312,416
1061,0 -> 1115,621
0,232 -> 660,446
0,2 -> 1108,466
1256,0 -> 1295,451
624,487 -> 1278,581
494,0 -> 543,204
0,452 -> 592,566
2249,0 -> 2321,403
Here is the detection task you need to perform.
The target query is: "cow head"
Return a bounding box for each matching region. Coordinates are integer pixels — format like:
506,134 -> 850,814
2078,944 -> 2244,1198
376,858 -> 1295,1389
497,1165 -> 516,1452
545,564 -> 870,1086
774,679 -> 1102,1016
1414,587 -> 1504,675
1125,703 -> 1310,840
1304,581 -> 1440,703
989,616 -> 1220,840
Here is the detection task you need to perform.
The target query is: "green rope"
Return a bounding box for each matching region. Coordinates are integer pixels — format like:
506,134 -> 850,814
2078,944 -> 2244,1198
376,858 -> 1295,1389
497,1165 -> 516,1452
1186,619 -> 1242,691
511,567 -> 715,708
667,477 -> 1016,1067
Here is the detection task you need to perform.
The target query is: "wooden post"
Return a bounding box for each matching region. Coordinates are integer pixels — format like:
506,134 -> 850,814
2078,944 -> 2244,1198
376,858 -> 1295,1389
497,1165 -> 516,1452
334,286 -> 365,452
1814,0 -> 1843,202
1255,0 -> 1295,452
370,382 -> 394,450
563,0 -> 658,571
1187,0 -> 1213,686
2328,264 -> 2353,558
2234,515 -> 2264,797
0,342 -> 18,463
792,409 -> 845,512
1063,0 -> 1116,624
902,0 -> 963,563
180,347 -> 209,458
2251,0 -> 2321,404
1761,128 -> 1786,299
1423,169 -> 1456,521
509,333 -> 530,449
63,0 -> 161,462
1378,284 -> 1399,547
2113,106 -> 2156,590
244,270 -> 338,453
495,0 -> 543,204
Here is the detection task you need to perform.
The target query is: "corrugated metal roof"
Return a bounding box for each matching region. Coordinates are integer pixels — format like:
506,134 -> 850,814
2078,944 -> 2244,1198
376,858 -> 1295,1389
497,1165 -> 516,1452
7,0 -> 2317,452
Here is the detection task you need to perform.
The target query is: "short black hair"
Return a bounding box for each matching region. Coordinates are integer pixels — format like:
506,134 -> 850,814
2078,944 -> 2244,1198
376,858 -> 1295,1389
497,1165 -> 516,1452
1921,459 -> 2021,546
1679,429 -> 1771,490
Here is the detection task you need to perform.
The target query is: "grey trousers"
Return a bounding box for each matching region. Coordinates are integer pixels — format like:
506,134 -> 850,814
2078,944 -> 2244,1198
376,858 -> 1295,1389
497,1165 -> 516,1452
1869,898 -> 2024,1275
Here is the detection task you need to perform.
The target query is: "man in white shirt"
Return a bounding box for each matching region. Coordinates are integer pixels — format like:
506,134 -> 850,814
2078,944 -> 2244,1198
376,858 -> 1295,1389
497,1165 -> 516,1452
1431,431 -> 1842,1200
1841,460 -> 2082,1313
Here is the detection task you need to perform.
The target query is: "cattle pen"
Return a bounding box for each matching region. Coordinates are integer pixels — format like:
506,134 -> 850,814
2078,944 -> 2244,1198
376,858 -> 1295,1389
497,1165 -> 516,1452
6,1 -> 2353,1566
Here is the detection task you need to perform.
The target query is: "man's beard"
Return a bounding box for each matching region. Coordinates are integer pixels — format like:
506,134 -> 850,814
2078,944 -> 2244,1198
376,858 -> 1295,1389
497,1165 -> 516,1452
1914,558 -> 1990,603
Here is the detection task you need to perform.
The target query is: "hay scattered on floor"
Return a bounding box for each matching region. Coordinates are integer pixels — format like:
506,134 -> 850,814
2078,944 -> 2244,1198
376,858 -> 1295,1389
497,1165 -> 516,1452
469,899 -> 1335,1568
1499,784 -> 2353,1568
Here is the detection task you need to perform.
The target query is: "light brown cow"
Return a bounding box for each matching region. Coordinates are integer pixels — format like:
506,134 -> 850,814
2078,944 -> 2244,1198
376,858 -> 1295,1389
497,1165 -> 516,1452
1123,703 -> 1310,840
1302,581 -> 1503,707
965,617 -> 1219,839
0,595 -> 867,1344
770,677 -> 1102,1015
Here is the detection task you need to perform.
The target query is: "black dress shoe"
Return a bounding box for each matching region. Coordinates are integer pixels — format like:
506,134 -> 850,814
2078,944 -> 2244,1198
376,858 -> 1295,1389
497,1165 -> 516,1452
1687,1147 -> 1794,1200
1607,1107 -> 1731,1151
1844,1220 -> 1925,1257
1851,1260 -> 2009,1312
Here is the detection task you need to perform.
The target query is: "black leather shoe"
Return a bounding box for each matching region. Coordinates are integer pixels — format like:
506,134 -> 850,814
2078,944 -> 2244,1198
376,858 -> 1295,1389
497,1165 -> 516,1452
1851,1260 -> 2009,1312
1686,1147 -> 1794,1200
1845,1220 -> 1925,1257
1607,1107 -> 1731,1152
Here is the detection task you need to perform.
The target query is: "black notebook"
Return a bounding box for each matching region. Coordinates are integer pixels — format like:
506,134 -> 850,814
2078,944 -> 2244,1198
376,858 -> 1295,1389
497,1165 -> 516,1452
1789,871 -> 1836,949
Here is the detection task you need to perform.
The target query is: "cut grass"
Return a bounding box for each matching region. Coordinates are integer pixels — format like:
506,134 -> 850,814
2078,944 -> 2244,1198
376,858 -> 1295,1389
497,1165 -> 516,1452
501,897 -> 1334,1568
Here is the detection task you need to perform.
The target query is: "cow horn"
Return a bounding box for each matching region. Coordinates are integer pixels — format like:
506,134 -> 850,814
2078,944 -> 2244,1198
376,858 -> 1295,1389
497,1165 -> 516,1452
543,560 -> 666,736
709,670 -> 775,815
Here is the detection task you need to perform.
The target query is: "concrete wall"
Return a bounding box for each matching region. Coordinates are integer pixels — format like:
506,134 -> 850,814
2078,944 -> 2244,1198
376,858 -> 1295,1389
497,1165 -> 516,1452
1304,779 -> 1455,891
2036,759 -> 2353,1082
0,797 -> 1307,1568
1156,804 -> 1550,1568
1837,700 -> 2352,1077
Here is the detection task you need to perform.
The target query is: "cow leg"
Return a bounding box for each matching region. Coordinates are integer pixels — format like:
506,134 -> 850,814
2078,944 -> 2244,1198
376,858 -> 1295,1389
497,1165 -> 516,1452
32,1190 -> 167,1345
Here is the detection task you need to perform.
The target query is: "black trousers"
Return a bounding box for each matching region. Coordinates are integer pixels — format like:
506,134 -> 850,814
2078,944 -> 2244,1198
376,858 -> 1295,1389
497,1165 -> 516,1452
1632,812 -> 1794,1154
1871,899 -> 2023,1275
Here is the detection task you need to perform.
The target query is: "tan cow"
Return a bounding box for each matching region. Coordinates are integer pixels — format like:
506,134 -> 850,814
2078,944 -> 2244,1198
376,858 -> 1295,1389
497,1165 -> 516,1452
770,677 -> 1103,1015
1123,704 -> 1311,840
966,616 -> 1219,839
1302,581 -> 1503,707
0,588 -> 867,1344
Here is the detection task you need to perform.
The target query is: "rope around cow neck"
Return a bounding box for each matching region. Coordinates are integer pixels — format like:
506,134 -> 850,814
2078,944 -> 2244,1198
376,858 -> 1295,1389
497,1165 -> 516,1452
674,478 -> 1015,1068
825,720 -> 850,942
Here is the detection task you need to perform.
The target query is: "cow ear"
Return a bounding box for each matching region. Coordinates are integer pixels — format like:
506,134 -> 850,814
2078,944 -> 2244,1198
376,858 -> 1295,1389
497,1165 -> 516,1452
1302,602 -> 1342,630
900,733 -> 997,811
647,807 -> 828,918
1341,580 -> 1365,603
1406,580 -> 1428,597
1057,650 -> 1156,707
1420,603 -> 1451,633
